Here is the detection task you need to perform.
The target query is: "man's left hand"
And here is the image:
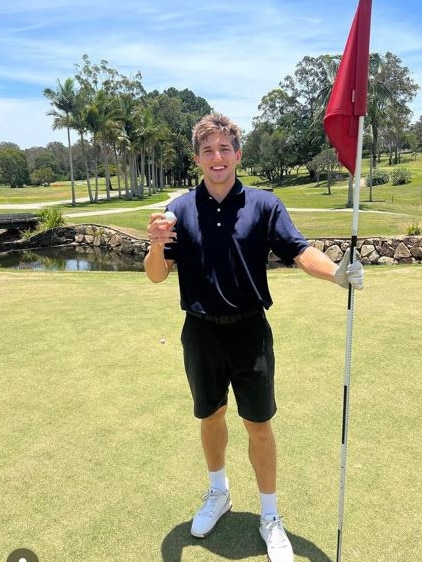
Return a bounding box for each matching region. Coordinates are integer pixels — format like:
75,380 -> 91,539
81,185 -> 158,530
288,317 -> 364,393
334,249 -> 364,290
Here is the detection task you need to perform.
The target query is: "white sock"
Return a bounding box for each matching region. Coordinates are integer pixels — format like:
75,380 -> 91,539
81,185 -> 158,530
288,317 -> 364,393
209,468 -> 228,492
260,492 -> 279,519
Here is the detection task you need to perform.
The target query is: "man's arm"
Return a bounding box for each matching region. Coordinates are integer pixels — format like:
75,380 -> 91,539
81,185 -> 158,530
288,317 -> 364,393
294,246 -> 364,289
144,212 -> 177,283
294,246 -> 337,282
144,247 -> 175,283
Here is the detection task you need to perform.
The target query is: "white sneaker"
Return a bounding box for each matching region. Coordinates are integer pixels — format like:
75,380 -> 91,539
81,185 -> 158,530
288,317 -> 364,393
259,516 -> 294,562
190,487 -> 232,538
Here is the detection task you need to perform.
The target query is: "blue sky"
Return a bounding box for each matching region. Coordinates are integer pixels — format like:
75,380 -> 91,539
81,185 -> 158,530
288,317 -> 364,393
0,0 -> 421,148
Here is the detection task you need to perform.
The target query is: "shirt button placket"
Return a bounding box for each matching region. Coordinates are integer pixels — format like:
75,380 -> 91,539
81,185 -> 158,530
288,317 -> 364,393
217,207 -> 221,227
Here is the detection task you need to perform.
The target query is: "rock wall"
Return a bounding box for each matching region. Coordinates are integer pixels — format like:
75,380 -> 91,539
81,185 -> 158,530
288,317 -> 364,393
306,236 -> 422,265
1,224 -> 150,258
2,224 -> 421,266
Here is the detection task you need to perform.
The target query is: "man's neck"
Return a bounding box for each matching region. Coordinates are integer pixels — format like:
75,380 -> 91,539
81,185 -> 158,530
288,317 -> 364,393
203,179 -> 236,203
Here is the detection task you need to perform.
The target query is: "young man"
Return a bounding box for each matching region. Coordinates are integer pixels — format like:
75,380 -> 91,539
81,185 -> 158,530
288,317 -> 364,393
144,113 -> 363,562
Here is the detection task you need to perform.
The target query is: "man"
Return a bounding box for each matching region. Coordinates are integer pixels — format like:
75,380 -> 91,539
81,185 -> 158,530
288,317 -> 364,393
144,113 -> 363,562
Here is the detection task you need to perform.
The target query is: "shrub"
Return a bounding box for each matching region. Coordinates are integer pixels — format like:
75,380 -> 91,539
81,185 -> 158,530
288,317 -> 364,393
20,208 -> 65,241
390,167 -> 412,185
37,207 -> 66,230
366,169 -> 389,186
406,221 -> 421,235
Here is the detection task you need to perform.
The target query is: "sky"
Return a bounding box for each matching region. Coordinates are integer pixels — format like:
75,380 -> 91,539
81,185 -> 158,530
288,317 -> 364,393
0,0 -> 421,149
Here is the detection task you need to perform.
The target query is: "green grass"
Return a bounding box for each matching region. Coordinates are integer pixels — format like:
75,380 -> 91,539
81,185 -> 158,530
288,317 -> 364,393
0,178 -> 171,209
288,209 -> 419,238
0,267 -> 421,562
0,181 -> 90,203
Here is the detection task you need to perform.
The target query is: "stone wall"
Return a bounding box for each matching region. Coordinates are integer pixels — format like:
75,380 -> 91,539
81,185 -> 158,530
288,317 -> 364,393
1,224 -> 150,259
2,224 -> 421,266
306,236 -> 422,265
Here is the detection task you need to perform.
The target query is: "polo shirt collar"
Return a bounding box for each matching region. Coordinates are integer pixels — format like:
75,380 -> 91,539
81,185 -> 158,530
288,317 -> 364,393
197,178 -> 244,202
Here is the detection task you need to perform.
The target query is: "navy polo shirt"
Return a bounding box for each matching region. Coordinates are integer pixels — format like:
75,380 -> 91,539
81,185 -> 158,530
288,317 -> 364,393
164,179 -> 309,315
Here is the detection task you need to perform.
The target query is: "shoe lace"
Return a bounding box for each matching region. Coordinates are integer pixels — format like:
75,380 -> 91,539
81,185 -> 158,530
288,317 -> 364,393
265,518 -> 289,549
198,488 -> 225,517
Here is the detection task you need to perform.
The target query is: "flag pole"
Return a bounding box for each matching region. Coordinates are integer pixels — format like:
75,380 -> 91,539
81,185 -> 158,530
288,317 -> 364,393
322,3 -> 372,558
336,113 -> 365,562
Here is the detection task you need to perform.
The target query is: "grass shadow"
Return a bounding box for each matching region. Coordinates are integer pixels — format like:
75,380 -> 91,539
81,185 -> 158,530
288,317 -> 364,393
161,511 -> 333,562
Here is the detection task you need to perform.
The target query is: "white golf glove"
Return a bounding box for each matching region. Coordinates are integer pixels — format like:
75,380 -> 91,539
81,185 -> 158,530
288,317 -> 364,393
334,248 -> 364,290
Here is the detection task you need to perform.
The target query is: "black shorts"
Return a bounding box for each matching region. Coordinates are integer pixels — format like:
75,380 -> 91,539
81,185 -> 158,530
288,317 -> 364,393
181,310 -> 276,422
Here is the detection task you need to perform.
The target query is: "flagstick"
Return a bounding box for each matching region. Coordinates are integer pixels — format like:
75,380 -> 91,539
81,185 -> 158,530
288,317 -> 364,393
336,114 -> 365,562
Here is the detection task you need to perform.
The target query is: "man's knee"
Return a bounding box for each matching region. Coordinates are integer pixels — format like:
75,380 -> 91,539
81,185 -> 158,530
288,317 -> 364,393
243,418 -> 274,439
201,405 -> 227,427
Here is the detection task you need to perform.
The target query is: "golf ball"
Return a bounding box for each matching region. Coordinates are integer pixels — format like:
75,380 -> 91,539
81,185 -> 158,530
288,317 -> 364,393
164,211 -> 176,221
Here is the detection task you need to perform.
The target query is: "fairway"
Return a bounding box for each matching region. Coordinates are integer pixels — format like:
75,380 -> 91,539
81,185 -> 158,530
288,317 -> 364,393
0,267 -> 420,562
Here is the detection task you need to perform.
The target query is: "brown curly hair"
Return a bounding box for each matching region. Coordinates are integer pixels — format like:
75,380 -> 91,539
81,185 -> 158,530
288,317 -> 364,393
192,112 -> 241,155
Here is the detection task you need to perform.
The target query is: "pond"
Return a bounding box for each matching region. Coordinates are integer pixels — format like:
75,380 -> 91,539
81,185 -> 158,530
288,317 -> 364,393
0,244 -> 286,272
0,245 -> 145,272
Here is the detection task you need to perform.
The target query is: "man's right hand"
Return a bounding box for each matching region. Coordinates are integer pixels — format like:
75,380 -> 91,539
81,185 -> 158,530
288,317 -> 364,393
147,212 -> 177,247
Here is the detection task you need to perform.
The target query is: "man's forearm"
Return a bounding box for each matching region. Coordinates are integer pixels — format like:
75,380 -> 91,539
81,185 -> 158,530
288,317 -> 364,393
144,247 -> 171,283
294,246 -> 337,283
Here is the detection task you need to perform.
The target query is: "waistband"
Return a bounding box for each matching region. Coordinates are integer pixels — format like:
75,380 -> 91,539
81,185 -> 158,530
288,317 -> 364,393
186,308 -> 263,325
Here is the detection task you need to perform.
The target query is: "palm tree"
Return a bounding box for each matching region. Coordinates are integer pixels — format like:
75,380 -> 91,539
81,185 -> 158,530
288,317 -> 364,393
118,95 -> 144,199
155,126 -> 172,191
366,55 -> 393,167
85,89 -> 125,201
139,109 -> 166,196
43,79 -> 77,205
71,87 -> 95,203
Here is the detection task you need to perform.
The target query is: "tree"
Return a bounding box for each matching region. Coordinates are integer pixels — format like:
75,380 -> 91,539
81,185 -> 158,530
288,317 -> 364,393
73,54 -> 148,201
0,142 -> 21,151
44,78 -> 77,205
151,88 -> 211,186
358,53 -> 419,200
366,52 -> 419,168
0,148 -> 29,187
47,142 -> 71,179
308,148 -> 339,194
85,88 -> 124,201
34,151 -> 64,177
249,55 -> 334,181
242,125 -> 267,176
30,167 -> 56,186
408,116 -> 422,152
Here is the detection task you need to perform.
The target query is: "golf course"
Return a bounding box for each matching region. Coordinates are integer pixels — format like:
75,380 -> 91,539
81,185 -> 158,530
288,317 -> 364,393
1,164 -> 421,562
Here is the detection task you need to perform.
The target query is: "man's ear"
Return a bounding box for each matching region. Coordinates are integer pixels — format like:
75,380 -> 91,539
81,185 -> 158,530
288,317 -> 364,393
235,150 -> 242,164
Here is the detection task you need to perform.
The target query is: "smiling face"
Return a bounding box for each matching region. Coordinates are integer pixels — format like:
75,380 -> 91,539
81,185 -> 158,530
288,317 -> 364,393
194,131 -> 242,195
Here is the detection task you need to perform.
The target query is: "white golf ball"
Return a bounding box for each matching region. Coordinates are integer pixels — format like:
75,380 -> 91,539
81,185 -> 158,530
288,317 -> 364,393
164,211 -> 176,221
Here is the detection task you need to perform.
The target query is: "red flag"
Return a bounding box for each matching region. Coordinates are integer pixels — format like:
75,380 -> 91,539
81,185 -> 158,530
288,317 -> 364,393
324,0 -> 372,175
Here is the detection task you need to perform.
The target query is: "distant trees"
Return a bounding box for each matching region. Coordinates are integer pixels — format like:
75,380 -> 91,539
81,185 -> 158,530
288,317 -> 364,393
243,55 -> 333,184
242,51 -> 420,201
366,52 -> 419,167
407,115 -> 422,152
0,144 -> 30,187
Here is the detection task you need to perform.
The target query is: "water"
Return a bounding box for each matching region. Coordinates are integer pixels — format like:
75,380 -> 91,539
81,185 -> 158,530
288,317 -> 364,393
0,245 -> 145,272
0,245 -> 285,272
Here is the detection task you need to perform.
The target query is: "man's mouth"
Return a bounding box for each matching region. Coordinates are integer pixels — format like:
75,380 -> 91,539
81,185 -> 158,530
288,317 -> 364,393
211,166 -> 226,171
